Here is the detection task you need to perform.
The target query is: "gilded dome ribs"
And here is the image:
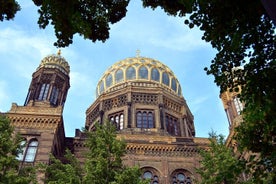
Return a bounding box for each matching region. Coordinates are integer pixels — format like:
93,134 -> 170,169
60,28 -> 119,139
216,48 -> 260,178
96,57 -> 182,97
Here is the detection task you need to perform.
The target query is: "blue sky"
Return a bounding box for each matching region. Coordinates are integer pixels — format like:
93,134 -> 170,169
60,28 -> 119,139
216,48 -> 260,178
0,0 -> 229,138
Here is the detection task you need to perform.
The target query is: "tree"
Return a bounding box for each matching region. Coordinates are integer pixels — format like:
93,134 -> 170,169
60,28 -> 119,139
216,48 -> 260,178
196,133 -> 250,184
42,150 -> 83,184
43,122 -> 147,184
0,114 -> 37,184
0,0 -> 20,21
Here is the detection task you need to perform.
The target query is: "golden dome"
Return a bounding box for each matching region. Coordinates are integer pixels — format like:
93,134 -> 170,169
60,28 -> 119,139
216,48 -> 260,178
96,56 -> 182,97
37,52 -> 70,74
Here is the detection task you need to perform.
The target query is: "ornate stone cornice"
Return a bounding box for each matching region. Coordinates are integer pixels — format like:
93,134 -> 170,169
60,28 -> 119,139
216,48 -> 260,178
9,103 -> 63,116
8,115 -> 60,130
126,142 -> 200,157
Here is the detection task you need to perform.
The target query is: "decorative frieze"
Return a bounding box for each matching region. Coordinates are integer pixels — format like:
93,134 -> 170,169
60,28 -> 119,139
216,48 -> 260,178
9,103 -> 63,115
9,115 -> 60,129
103,94 -> 127,111
163,97 -> 182,114
131,93 -> 158,105
126,144 -> 199,157
87,104 -> 100,125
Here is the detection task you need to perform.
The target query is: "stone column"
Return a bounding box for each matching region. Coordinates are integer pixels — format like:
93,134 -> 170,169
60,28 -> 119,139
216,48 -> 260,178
159,104 -> 164,130
127,102 -> 132,128
99,110 -> 104,124
179,116 -> 185,137
183,116 -> 189,137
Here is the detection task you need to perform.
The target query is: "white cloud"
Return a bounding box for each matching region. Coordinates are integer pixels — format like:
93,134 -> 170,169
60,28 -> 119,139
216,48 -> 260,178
110,1 -> 208,52
0,27 -> 54,57
148,30 -> 208,51
70,71 -> 95,96
190,95 -> 209,113
0,27 -> 58,80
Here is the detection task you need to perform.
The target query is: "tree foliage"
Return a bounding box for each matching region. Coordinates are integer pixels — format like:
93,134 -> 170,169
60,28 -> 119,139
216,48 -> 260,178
196,133 -> 250,184
197,133 -> 275,184
43,150 -> 83,184
83,121 -> 127,183
43,122 -> 147,184
0,0 -> 20,21
0,114 -> 37,184
33,0 -> 130,47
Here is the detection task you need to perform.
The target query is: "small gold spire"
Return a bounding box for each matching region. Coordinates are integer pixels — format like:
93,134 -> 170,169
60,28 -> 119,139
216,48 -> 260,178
57,49 -> 61,56
136,49 -> 141,57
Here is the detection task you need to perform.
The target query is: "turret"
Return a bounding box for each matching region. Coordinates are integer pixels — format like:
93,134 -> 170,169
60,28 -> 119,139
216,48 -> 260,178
24,51 -> 70,108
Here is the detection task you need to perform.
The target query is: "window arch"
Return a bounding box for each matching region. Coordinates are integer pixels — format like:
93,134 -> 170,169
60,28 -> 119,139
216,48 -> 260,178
50,86 -> 59,105
162,72 -> 169,86
178,84 -> 182,96
171,170 -> 193,184
171,78 -> 177,92
25,139 -> 39,162
165,114 -> 180,136
17,139 -> 27,161
138,66 -> 148,79
126,66 -> 136,80
38,83 -> 50,100
115,69 -> 123,83
109,112 -> 124,130
105,74 -> 113,88
17,139 -> 38,163
151,68 -> 160,82
141,167 -> 160,184
136,110 -> 155,128
233,96 -> 243,115
99,80 -> 104,94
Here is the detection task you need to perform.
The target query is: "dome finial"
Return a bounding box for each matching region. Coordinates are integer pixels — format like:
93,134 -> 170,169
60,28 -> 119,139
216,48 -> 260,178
57,49 -> 61,56
136,49 -> 141,57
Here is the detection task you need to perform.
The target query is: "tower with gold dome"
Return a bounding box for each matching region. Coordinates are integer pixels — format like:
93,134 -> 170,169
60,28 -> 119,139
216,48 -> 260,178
6,52 -> 70,167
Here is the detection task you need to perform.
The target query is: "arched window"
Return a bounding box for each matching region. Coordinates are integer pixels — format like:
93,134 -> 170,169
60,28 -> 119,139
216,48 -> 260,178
141,168 -> 159,184
148,112 -> 154,128
171,170 -> 192,184
137,112 -> 142,128
165,114 -> 180,136
178,84 -> 182,96
136,110 -> 155,128
138,66 -> 148,79
126,66 -> 136,80
38,83 -> 50,100
105,74 -> 113,88
99,80 -> 104,94
162,72 -> 169,86
17,139 -> 38,163
25,140 -> 38,162
171,78 -> 177,92
109,112 -> 124,130
233,96 -> 243,115
115,69 -> 123,83
17,139 -> 27,161
119,114 -> 124,130
151,68 -> 160,81
50,86 -> 59,105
